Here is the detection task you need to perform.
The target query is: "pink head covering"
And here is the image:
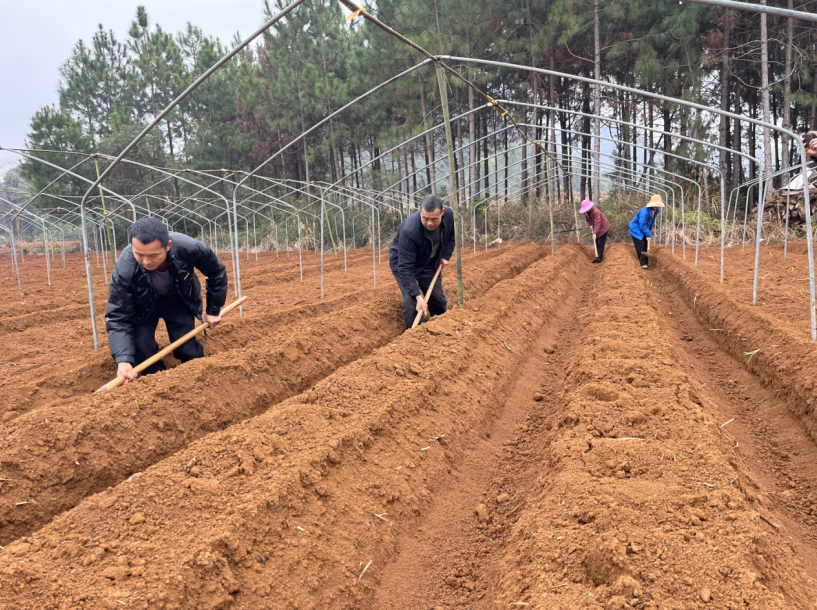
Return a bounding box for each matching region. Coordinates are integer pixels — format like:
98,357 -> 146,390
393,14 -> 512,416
579,199 -> 594,214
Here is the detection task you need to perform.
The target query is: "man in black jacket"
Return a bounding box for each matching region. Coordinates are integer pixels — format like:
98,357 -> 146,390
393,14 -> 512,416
105,217 -> 228,382
389,194 -> 456,329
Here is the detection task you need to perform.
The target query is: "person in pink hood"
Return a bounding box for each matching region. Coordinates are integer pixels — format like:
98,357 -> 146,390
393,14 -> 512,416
580,200 -> 611,263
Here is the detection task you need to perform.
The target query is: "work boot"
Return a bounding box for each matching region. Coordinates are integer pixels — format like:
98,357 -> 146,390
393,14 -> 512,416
641,265 -> 649,269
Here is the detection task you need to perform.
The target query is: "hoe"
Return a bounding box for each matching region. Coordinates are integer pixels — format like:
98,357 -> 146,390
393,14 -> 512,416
95,296 -> 248,393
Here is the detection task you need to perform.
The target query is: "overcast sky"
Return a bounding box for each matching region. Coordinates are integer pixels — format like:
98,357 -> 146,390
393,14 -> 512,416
0,0 -> 271,172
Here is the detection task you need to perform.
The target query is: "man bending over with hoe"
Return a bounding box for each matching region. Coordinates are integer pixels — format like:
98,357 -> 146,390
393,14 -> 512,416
389,194 -> 456,330
105,217 -> 228,382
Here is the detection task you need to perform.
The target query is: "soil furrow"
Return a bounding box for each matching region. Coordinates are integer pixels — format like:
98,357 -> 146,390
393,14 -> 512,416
648,262 -> 817,578
370,249 -> 592,608
471,244 -> 813,609
0,243 -> 581,610
0,247 -> 511,415
0,245 -> 547,546
654,248 -> 817,445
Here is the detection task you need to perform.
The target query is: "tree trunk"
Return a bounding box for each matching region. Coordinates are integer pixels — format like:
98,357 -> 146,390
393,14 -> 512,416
504,115 -> 509,202
420,82 -> 436,194
760,1 -> 773,202
483,111 -> 490,197
663,101 -> 672,173
593,0 -> 601,203
720,13 -> 731,187
550,58 -> 559,202
812,62 -> 817,128
782,0 -> 793,180
581,79 -> 591,200
733,110 -> 742,186
455,86 -> 465,206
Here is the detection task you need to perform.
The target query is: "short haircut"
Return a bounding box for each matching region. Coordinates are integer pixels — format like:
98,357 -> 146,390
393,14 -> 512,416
421,194 -> 444,213
129,217 -> 170,247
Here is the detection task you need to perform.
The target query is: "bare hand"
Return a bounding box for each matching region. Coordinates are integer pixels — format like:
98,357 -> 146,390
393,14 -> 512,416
440,258 -> 449,267
416,295 -> 428,316
117,362 -> 138,382
593,233 -> 597,239
203,313 -> 222,329
803,132 -> 817,157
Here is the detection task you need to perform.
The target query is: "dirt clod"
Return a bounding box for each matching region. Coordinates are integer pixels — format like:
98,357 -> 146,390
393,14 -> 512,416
475,503 -> 489,523
129,512 -> 145,525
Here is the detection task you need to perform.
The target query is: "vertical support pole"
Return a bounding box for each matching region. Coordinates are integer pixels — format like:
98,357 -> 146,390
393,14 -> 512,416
80,205 -> 99,350
94,159 -> 116,280
546,155 -> 555,253
485,203 -> 488,251
695,184 -> 702,268
718,174 -> 726,283
297,216 -> 304,283
752,169 -> 766,305
100,224 -> 109,284
671,188 -> 676,254
680,189 -> 686,259
320,190 -> 325,299
231,195 -> 243,318
42,222 -> 51,286
371,204 -> 377,285
784,186 -> 791,260
253,214 -> 258,262
435,61 -> 464,308
10,223 -> 21,293
17,216 -> 24,266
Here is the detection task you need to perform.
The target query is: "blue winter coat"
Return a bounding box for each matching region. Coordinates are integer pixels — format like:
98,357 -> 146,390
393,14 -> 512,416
629,207 -> 660,239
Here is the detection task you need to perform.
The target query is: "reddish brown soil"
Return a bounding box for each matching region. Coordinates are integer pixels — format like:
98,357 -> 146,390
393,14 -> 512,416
0,248 -> 506,415
1,243 -> 817,610
669,243 -> 814,341
373,245 -> 816,610
0,244 -> 545,545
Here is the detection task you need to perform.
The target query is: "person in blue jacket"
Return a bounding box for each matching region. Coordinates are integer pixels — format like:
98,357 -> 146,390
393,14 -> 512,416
629,195 -> 664,268
389,194 -> 456,329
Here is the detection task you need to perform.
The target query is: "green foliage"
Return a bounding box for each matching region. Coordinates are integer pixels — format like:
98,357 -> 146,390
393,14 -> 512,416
20,0 -> 817,225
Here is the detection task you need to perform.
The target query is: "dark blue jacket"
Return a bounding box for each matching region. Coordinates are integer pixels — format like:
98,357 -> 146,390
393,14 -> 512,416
389,206 -> 456,298
629,207 -> 660,239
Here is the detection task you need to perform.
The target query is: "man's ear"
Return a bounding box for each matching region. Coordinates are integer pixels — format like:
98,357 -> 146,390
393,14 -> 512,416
166,240 -> 172,251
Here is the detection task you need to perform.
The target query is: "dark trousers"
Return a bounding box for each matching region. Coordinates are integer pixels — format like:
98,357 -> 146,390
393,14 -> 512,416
632,235 -> 649,267
133,294 -> 204,375
594,232 -> 608,260
395,266 -> 447,329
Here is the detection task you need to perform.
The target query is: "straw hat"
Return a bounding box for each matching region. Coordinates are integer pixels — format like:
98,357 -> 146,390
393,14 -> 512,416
646,194 -> 665,208
579,199 -> 594,214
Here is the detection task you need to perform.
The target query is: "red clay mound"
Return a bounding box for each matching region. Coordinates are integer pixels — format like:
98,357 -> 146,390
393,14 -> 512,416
481,244 -> 812,609
0,244 -> 547,546
0,244 -> 582,610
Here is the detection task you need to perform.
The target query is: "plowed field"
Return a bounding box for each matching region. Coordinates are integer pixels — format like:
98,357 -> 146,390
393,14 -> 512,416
1,242 -> 817,610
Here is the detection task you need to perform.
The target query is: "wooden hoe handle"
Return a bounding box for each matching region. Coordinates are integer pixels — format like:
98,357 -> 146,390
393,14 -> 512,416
411,265 -> 443,329
95,296 -> 248,393
593,235 -> 599,258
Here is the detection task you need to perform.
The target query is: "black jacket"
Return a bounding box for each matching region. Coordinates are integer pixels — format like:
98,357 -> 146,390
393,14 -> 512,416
389,207 -> 456,298
105,232 -> 228,364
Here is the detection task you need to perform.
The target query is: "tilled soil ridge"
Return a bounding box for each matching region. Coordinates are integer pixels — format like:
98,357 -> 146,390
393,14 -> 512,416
655,248 -> 817,444
0,244 -> 584,610
486,244 -> 813,609
1,248 -> 505,414
0,245 -> 546,546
